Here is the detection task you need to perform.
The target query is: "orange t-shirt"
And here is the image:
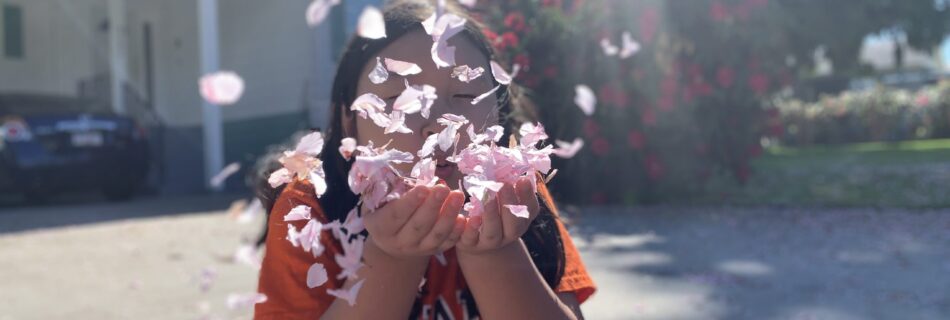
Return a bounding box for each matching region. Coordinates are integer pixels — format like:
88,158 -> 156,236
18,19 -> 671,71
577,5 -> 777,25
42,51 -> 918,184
254,180 -> 596,319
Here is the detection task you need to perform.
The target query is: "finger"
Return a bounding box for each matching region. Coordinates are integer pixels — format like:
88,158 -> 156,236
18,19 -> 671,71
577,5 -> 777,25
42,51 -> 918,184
371,186 -> 429,236
438,215 -> 467,252
477,194 -> 504,248
459,215 -> 481,248
420,190 -> 465,251
516,176 -> 541,220
397,185 -> 450,244
497,183 -> 528,241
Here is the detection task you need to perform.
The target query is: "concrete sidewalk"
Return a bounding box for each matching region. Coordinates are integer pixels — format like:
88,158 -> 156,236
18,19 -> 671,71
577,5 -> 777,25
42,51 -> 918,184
1,197 -> 948,319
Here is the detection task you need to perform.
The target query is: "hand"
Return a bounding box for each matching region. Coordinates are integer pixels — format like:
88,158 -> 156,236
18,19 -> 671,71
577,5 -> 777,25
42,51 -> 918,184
363,184 -> 467,259
456,176 -> 540,255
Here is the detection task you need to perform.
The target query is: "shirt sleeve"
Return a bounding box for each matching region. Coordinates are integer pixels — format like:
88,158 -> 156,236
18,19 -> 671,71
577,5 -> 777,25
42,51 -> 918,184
553,218 -> 597,304
254,181 -> 345,320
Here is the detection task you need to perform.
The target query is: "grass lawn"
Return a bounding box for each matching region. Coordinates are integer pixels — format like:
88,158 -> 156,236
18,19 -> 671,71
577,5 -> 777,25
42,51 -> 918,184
694,138 -> 950,208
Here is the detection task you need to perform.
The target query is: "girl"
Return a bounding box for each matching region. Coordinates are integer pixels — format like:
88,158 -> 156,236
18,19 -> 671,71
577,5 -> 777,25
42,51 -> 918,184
254,1 -> 595,319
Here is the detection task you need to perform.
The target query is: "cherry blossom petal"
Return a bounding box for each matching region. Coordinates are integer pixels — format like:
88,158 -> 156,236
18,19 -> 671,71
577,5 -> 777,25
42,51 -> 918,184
434,252 -> 447,266
295,131 -> 325,155
335,236 -> 365,280
199,71 -> 244,105
431,40 -> 458,69
210,162 -> 241,188
393,80 -> 438,118
505,204 -> 530,219
436,114 -> 468,151
339,137 -> 357,160
327,279 -> 365,307
384,58 -> 423,76
418,133 -> 439,158
368,56 -> 389,84
600,38 -> 619,56
451,65 -> 485,83
286,224 -> 301,247
471,85 -> 500,105
305,0 -> 339,27
310,168 -> 328,197
356,6 -> 386,39
490,61 -> 518,85
299,219 -> 326,256
343,206 -> 365,235
424,13 -> 466,68
350,93 -> 387,120
574,85 -> 597,116
284,205 -> 312,221
411,158 -> 438,186
306,263 -> 329,288
268,168 -> 293,188
619,31 -> 641,59
233,244 -> 261,269
459,0 -> 477,8
552,138 -> 585,159
225,292 -> 267,310
519,122 -> 549,146
384,111 -> 413,134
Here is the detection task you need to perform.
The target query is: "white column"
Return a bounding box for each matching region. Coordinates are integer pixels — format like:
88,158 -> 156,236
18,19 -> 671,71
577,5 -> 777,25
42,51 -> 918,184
108,0 -> 127,114
198,0 -> 224,191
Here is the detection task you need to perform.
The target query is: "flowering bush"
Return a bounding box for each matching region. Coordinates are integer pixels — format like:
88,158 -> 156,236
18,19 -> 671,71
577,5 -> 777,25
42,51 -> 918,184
774,81 -> 950,146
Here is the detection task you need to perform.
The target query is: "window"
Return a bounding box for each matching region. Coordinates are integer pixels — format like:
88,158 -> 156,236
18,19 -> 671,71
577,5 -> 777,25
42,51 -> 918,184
3,4 -> 24,59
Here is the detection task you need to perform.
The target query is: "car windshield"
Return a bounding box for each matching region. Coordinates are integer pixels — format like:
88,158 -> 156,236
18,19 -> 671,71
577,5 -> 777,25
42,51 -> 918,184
0,94 -> 111,117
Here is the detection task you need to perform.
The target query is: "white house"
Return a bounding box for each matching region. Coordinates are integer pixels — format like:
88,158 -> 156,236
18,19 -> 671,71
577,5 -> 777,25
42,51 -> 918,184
0,0 -> 379,194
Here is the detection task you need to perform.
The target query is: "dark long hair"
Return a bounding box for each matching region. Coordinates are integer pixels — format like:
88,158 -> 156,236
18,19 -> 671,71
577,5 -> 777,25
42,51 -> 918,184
256,0 -> 564,290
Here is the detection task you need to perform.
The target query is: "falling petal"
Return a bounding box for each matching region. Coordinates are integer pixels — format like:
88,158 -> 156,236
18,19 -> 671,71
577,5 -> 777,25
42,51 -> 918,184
384,58 -> 423,76
393,80 -> 438,118
268,167 -> 293,188
451,65 -> 485,83
459,0 -> 477,8
505,204 -> 530,218
343,206 -> 365,234
490,61 -> 518,85
311,167 -> 328,197
233,244 -> 261,269
434,252 -> 447,266
327,279 -> 366,307
368,57 -> 389,84
418,133 -> 439,158
471,85 -> 501,105
295,131 -> 325,155
619,31 -> 641,59
284,205 -> 312,221
305,0 -> 339,27
600,38 -> 619,56
210,162 -> 241,188
199,71 -> 244,105
431,40 -> 458,68
384,111 -> 413,134
552,138 -> 585,159
225,292 -> 267,310
574,85 -> 597,116
356,6 -> 386,39
351,93 -> 387,120
339,137 -> 357,160
306,263 -> 329,288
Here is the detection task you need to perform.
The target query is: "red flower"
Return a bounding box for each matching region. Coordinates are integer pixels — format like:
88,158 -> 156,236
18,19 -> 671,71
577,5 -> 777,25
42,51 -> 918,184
583,118 -> 600,138
592,137 -> 610,157
641,108 -> 657,126
628,130 -> 646,150
499,32 -> 520,50
483,29 -> 499,46
709,1 -> 730,22
504,12 -> 526,33
645,154 -> 665,181
747,73 -> 770,95
658,96 -> 676,111
513,53 -> 531,70
661,76 -> 678,98
543,65 -> 559,78
541,0 -> 562,9
598,84 -> 629,109
716,66 -> 735,88
639,8 -> 659,43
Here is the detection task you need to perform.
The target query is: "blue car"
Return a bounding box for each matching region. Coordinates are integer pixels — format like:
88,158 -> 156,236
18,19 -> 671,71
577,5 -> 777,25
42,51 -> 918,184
0,93 -> 150,202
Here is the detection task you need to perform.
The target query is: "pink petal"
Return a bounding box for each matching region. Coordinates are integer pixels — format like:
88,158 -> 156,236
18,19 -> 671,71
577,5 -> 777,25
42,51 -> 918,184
471,85 -> 500,105
350,93 -> 387,119
327,279 -> 366,307
299,219 -> 326,256
233,244 -> 261,269
424,13 -> 466,68
310,168 -> 328,197
619,31 -> 641,59
519,122 -> 549,146
451,65 -> 485,83
268,168 -> 293,188
393,80 -> 438,118
490,61 -> 515,85
335,236 -> 365,280
505,204 -> 530,219
339,137 -> 357,160
306,263 -> 329,288
295,132 -> 325,155
286,224 -> 301,247
552,138 -> 585,159
434,252 -> 447,266
459,0 -> 477,8
574,85 -> 597,116
342,207 -> 365,234
368,56 -> 389,84
410,158 -> 438,186
431,40 -> 457,68
305,0 -> 339,27
384,58 -> 423,76
356,6 -> 386,39
225,292 -> 267,310
199,71 -> 244,105
210,162 -> 241,188
600,38 -> 619,56
284,205 -> 312,221
417,133 -> 439,158
384,111 -> 413,134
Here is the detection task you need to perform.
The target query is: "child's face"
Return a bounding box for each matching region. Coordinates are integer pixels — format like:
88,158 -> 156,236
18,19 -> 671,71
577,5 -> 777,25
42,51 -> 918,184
352,29 -> 499,188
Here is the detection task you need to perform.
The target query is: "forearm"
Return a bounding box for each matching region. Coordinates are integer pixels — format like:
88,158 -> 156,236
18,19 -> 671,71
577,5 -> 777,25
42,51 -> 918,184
457,239 -> 576,320
322,237 -> 428,319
